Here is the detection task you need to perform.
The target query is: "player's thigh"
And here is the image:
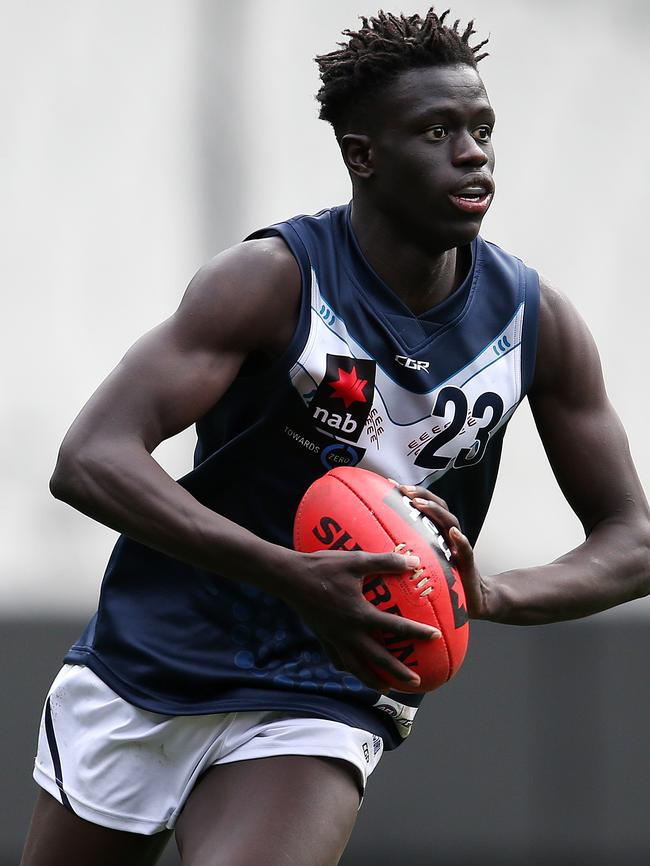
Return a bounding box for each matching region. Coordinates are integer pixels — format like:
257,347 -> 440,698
20,790 -> 172,866
175,755 -> 361,866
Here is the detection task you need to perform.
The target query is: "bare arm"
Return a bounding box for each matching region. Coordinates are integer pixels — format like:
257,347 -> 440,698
51,238 -> 300,584
400,279 -> 650,624
488,281 -> 650,622
51,237 -> 439,689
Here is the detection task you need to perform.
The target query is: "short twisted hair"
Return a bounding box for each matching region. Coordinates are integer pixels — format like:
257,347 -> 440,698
315,9 -> 489,134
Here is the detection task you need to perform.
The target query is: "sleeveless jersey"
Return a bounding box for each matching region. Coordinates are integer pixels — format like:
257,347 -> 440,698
65,204 -> 540,749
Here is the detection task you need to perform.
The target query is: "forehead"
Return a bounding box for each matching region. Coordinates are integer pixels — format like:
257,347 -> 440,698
375,64 -> 492,123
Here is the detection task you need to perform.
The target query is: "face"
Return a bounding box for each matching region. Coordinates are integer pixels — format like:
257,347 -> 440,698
347,64 -> 496,252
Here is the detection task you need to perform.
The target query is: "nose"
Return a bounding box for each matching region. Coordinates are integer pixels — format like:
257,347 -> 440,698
451,131 -> 489,167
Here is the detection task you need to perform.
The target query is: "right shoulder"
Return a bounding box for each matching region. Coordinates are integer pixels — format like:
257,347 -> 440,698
173,235 -> 302,357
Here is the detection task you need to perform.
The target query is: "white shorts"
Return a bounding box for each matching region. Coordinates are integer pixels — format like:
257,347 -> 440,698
34,665 -> 384,835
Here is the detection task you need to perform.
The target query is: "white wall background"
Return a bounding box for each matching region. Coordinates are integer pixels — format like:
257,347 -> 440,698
2,0 -> 649,618
1,1 -> 202,612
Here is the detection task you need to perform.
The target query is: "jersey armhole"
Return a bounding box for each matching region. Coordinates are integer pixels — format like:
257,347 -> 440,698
520,264 -> 541,396
244,224 -> 313,380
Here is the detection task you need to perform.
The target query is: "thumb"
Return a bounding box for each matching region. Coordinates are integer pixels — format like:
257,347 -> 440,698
449,526 -> 473,568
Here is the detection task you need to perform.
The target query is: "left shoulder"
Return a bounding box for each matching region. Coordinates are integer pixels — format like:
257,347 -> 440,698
530,276 -> 606,403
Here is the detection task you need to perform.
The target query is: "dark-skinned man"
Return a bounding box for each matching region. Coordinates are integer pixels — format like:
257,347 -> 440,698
21,10 -> 650,866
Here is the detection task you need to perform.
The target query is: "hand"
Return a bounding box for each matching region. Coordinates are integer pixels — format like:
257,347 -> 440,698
393,482 -> 494,620
283,548 -> 442,691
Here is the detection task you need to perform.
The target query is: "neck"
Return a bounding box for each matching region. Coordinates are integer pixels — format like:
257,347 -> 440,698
350,199 -> 469,316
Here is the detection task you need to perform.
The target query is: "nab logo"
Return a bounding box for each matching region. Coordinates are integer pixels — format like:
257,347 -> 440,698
312,408 -> 358,434
395,355 -> 430,372
309,355 -> 376,443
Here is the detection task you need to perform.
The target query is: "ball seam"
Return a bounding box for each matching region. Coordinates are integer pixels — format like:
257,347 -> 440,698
331,472 -> 452,682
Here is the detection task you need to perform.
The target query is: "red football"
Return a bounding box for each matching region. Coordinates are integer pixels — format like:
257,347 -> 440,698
293,466 -> 469,693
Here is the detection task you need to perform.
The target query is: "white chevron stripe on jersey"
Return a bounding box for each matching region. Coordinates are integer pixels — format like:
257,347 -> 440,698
290,276 -> 525,487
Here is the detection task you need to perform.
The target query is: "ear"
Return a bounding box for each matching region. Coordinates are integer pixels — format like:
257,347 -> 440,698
340,134 -> 374,179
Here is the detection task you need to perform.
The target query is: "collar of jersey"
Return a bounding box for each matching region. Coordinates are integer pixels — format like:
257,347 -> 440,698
341,203 -> 480,354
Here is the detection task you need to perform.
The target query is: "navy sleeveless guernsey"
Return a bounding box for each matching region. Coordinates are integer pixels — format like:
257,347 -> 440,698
65,204 -> 540,749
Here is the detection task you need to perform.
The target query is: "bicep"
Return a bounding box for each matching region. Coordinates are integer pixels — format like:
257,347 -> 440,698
71,320 -> 246,453
529,283 -> 645,534
60,239 -> 300,454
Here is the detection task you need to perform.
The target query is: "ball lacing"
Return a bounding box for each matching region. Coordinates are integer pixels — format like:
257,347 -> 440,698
394,543 -> 434,597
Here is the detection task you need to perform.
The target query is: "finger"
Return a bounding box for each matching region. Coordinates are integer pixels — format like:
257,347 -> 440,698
398,485 -> 449,511
448,527 -> 482,617
351,633 -> 422,689
410,498 -> 461,533
364,644 -> 422,690
369,609 -> 441,642
337,633 -> 424,691
354,550 -> 421,576
336,647 -> 393,692
449,526 -> 474,567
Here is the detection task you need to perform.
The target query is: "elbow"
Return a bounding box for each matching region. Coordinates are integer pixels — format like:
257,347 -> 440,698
624,514 -> 650,601
50,447 -> 83,504
49,441 -> 99,507
637,520 -> 650,599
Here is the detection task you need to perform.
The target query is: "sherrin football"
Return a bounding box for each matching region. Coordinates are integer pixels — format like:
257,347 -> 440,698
293,466 -> 469,693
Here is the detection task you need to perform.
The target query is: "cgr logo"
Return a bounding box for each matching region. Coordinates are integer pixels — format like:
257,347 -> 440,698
395,355 -> 430,372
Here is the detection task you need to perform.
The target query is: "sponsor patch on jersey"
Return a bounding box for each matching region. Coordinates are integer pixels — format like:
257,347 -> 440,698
309,355 -> 376,443
365,407 -> 385,450
395,354 -> 430,372
283,420 -> 366,467
283,425 -> 322,455
320,442 -> 363,470
372,694 -> 419,739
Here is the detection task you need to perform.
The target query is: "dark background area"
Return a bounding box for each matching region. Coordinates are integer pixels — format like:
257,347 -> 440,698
5,617 -> 648,866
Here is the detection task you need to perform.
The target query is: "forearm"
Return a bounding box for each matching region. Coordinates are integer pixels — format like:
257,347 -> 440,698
485,516 -> 650,625
50,438 -> 295,595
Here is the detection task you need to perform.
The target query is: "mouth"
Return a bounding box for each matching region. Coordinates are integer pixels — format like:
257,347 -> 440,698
448,177 -> 494,215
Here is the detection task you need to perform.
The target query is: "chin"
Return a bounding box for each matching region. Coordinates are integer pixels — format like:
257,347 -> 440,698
448,221 -> 484,247
420,219 -> 483,254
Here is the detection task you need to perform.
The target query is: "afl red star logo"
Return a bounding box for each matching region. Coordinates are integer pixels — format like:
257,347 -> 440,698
329,366 -> 369,408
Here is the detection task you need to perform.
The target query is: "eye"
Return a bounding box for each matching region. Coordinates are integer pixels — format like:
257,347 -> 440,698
473,125 -> 493,142
427,125 -> 448,141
